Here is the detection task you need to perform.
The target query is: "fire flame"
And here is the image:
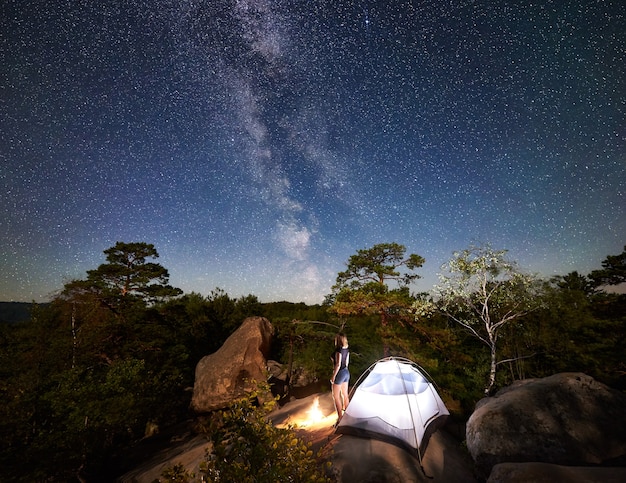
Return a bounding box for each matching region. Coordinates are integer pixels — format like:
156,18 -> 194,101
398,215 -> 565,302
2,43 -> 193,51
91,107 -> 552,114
276,396 -> 336,429
306,396 -> 325,424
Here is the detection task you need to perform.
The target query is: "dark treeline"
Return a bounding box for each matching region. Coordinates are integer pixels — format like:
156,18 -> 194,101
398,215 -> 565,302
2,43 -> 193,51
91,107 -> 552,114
0,302 -> 43,324
0,242 -> 624,481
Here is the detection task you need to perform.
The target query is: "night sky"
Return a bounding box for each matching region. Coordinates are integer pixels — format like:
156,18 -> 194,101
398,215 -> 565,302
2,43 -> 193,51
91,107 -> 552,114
2,0 -> 625,304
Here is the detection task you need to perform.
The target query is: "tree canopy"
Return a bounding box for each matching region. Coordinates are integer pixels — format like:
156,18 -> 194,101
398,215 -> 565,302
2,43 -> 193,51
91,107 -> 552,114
63,242 -> 182,313
589,245 -> 626,288
89,242 -> 182,300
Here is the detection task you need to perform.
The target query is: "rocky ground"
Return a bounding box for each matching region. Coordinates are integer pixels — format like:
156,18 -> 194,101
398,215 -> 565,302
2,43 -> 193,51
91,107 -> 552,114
118,391 -> 477,482
269,392 -> 478,483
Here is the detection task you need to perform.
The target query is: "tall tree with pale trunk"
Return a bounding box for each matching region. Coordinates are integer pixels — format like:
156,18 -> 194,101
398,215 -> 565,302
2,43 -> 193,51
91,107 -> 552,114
433,244 -> 543,395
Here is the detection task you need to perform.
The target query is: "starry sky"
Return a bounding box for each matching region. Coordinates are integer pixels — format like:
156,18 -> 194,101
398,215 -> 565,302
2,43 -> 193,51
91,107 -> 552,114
2,0 -> 625,304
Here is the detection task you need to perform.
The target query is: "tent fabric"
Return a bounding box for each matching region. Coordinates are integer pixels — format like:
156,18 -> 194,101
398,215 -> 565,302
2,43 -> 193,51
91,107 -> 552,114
336,357 -> 449,456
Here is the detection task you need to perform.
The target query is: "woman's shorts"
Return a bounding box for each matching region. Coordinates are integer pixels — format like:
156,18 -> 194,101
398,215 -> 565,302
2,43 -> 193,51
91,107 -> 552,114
334,367 -> 350,385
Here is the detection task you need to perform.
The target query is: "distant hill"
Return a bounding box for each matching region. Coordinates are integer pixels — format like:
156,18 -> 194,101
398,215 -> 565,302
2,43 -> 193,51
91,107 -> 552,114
0,302 -> 37,324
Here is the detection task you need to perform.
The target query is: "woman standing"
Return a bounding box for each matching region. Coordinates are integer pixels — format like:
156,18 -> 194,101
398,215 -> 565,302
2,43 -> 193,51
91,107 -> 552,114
331,332 -> 350,423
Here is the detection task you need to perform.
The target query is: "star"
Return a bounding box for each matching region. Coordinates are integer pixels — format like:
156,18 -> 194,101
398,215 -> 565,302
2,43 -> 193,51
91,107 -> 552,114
2,0 -> 624,303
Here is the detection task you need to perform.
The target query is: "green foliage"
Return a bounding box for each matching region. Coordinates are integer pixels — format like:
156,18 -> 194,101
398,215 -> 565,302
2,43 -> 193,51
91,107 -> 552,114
553,271 -> 597,296
259,303 -> 337,388
400,307 -> 485,411
161,289 -> 262,367
336,314 -> 387,380
335,243 -> 423,286
484,275 -> 625,390
260,301 -> 329,325
414,254 -> 626,403
266,311 -> 387,395
0,301 -> 35,324
36,360 -> 149,474
276,319 -> 340,381
202,388 -> 331,483
0,242 -> 194,480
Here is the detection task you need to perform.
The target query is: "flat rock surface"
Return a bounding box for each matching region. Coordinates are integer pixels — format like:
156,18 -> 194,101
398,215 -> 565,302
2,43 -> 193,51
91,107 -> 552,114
116,432 -> 211,483
269,392 -> 478,482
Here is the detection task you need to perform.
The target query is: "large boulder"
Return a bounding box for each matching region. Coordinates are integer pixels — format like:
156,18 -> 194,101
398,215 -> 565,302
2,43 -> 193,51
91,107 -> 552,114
190,316 -> 274,413
466,373 -> 626,476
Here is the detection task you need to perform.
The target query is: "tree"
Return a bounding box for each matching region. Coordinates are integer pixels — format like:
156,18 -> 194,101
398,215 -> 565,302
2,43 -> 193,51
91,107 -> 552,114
589,245 -> 626,288
88,242 -> 182,302
433,244 -> 543,395
63,242 -> 182,317
10,243 -> 189,479
55,242 -> 184,366
552,271 -> 596,296
328,242 -> 425,356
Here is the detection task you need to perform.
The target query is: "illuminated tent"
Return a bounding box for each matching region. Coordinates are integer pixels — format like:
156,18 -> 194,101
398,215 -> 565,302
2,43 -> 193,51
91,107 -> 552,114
336,357 -> 449,461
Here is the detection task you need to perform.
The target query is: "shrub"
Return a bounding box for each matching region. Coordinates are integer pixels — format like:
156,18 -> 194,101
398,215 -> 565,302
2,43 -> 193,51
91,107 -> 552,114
201,387 -> 331,483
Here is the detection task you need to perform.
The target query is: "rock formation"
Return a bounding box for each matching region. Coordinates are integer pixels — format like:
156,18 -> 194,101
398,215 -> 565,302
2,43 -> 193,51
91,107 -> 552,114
190,316 -> 274,413
466,372 -> 626,477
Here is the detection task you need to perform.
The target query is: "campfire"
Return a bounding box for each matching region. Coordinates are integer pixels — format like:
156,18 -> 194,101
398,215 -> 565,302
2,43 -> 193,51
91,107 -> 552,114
276,396 -> 336,429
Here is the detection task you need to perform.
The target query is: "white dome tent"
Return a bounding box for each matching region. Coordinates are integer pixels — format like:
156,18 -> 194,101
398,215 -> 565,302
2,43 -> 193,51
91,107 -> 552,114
336,357 -> 449,468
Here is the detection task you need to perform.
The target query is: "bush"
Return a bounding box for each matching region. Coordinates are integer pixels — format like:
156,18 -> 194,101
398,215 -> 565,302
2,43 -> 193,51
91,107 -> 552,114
201,387 -> 331,483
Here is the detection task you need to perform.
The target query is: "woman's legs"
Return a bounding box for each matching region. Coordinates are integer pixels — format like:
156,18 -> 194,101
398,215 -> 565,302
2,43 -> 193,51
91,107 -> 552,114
340,381 -> 350,410
332,369 -> 350,422
332,383 -> 343,419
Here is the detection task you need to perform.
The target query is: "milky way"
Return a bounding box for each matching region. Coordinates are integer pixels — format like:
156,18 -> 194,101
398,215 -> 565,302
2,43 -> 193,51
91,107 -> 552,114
2,0 -> 625,303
